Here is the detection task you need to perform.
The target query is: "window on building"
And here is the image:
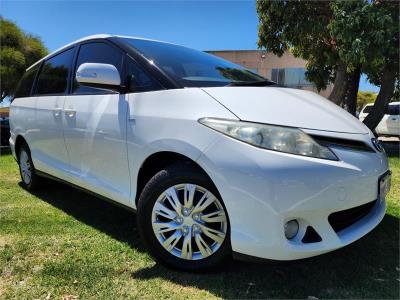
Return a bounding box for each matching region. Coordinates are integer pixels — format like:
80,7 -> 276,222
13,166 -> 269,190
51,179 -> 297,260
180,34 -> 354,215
271,68 -> 311,87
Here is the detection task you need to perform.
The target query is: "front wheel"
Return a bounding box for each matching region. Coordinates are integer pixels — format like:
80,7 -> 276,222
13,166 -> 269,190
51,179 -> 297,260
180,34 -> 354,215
137,163 -> 231,271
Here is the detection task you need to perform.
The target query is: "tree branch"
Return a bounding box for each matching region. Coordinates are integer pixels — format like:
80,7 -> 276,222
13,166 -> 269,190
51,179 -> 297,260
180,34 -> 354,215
328,61 -> 349,105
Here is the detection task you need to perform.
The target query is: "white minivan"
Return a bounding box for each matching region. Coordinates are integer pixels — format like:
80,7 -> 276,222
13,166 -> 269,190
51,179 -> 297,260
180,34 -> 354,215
10,35 -> 391,271
359,102 -> 400,137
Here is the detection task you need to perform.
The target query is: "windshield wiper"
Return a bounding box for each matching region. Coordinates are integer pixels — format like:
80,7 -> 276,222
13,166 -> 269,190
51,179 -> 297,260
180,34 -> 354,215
226,80 -> 277,87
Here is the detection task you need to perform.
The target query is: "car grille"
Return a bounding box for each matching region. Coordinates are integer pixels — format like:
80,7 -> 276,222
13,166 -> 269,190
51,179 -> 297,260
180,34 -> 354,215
311,135 -> 375,153
328,200 -> 377,233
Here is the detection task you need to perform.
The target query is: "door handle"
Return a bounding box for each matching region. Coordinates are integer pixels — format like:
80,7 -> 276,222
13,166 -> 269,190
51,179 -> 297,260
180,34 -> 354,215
64,108 -> 76,118
53,108 -> 62,117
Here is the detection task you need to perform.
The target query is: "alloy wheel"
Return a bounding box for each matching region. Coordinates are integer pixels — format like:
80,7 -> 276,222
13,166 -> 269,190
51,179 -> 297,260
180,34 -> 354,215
151,183 -> 228,260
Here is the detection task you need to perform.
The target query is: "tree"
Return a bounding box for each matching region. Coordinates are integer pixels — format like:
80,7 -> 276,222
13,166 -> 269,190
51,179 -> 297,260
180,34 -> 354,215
391,81 -> 399,103
357,91 -> 377,112
256,1 -> 351,107
330,1 -> 399,129
0,17 -> 47,102
256,0 -> 399,130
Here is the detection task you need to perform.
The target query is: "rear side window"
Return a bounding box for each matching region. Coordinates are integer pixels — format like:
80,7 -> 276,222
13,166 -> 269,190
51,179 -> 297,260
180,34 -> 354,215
14,64 -> 40,99
388,104 -> 400,115
362,105 -> 373,114
362,104 -> 399,115
35,48 -> 75,95
73,42 -> 123,94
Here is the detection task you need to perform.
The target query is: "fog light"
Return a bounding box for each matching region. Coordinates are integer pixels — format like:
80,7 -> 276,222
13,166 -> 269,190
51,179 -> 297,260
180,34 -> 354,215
284,220 -> 299,240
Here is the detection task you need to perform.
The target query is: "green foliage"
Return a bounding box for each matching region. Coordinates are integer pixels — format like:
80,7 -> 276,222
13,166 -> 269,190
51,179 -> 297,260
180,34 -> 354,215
256,0 -> 399,90
329,1 -> 399,84
256,1 -> 337,90
0,17 -> 47,100
357,91 -> 377,111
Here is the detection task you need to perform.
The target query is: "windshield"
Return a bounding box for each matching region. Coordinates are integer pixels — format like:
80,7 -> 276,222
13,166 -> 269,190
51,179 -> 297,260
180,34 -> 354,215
120,38 -> 272,87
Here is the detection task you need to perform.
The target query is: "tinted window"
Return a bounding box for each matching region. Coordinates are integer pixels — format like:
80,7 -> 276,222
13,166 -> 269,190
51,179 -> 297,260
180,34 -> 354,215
363,104 -> 399,115
36,48 -> 75,95
121,38 -> 269,87
73,42 -> 123,94
388,104 -> 400,115
14,64 -> 40,99
126,56 -> 162,92
362,105 -> 373,114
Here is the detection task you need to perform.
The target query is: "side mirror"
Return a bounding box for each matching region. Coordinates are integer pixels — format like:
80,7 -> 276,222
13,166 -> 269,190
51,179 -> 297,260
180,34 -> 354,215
76,63 -> 121,91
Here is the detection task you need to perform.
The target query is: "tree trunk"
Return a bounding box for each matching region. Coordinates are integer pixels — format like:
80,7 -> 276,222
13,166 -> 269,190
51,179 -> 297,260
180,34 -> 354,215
363,66 -> 396,130
344,67 -> 361,116
0,93 -> 8,102
328,61 -> 349,105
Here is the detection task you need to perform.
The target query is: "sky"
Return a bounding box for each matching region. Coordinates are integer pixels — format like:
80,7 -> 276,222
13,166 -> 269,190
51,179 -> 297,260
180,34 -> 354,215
1,0 -> 379,93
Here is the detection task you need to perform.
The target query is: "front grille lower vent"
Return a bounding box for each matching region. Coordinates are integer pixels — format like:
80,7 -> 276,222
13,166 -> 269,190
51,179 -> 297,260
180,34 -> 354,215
302,226 -> 322,243
328,200 -> 377,233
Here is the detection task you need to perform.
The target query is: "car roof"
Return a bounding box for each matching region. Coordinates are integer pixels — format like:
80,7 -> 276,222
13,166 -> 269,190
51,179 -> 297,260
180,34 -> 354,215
26,34 -> 174,71
27,34 -> 111,71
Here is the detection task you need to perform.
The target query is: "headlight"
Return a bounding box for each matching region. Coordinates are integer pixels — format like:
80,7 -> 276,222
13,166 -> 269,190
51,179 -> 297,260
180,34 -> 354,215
199,118 -> 338,161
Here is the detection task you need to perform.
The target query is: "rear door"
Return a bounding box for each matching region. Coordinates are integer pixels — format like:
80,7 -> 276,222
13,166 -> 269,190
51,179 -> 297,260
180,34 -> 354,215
62,41 -> 130,205
387,104 -> 400,136
10,64 -> 40,157
30,48 -> 75,177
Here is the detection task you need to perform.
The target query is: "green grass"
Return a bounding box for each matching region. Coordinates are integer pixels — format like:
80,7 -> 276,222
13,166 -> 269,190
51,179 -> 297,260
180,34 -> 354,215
0,150 -> 399,299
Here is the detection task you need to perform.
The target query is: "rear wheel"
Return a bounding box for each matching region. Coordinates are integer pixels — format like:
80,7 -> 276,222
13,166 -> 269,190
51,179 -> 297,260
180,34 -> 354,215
137,162 -> 230,271
18,144 -> 42,190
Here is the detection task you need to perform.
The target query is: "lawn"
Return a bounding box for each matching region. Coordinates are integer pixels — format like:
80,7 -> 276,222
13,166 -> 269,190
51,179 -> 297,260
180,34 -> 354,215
0,150 -> 399,299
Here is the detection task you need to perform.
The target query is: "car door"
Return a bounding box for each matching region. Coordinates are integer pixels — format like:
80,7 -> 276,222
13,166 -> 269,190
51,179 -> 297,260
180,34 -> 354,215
387,104 -> 400,136
30,48 -> 75,177
10,64 -> 40,156
375,110 -> 390,135
358,105 -> 370,123
63,41 -> 130,205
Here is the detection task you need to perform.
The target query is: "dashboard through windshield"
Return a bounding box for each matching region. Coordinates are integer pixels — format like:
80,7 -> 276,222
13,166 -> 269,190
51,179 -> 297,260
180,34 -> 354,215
120,37 -> 273,88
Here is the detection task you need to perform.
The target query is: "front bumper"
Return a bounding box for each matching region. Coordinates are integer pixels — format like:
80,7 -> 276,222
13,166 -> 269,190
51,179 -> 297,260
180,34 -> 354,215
197,131 -> 389,260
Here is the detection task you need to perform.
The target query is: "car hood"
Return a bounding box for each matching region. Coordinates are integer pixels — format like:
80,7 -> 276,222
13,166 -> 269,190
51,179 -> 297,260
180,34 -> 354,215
202,87 -> 370,134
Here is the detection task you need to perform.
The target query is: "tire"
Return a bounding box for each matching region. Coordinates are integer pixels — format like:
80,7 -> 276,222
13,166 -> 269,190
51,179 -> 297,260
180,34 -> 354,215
18,143 -> 42,190
137,162 -> 231,271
